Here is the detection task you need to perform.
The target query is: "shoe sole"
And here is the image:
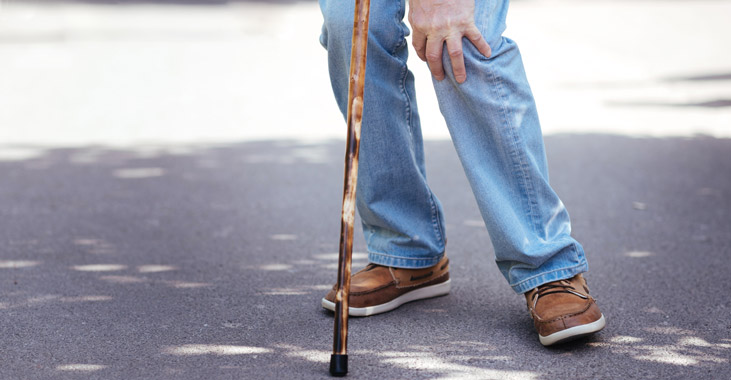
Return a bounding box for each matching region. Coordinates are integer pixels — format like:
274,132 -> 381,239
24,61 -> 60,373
321,279 -> 451,317
539,314 -> 606,346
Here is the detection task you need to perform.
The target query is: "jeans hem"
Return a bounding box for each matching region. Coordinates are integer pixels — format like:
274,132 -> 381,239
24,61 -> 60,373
510,261 -> 588,294
369,251 -> 444,269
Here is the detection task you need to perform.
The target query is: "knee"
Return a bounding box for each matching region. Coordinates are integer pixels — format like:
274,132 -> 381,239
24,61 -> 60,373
435,36 -> 515,81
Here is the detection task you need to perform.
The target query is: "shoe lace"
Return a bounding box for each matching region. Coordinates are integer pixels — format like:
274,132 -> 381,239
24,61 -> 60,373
531,280 -> 588,309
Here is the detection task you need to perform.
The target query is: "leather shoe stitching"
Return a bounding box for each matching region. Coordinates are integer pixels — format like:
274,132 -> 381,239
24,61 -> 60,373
409,271 -> 434,282
350,281 -> 397,296
395,272 -> 448,289
531,300 -> 594,324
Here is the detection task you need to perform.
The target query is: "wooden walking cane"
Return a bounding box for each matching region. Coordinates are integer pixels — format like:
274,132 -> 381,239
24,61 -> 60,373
330,0 -> 371,376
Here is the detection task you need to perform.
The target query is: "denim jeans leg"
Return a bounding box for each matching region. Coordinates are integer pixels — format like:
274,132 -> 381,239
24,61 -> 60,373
430,0 -> 588,293
318,0 -> 446,268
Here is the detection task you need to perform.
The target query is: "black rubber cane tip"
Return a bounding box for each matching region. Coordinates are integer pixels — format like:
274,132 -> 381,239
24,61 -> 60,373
329,354 -> 348,377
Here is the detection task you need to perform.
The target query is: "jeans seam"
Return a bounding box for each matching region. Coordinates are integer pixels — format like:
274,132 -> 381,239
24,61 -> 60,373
391,31 -> 407,54
486,54 -> 541,236
399,63 -> 414,142
399,49 -> 444,249
429,193 -> 445,248
390,1 -> 408,55
396,21 -> 444,253
363,222 -> 375,247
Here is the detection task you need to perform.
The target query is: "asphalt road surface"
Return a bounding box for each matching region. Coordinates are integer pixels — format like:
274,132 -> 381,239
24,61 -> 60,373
1,135 -> 730,379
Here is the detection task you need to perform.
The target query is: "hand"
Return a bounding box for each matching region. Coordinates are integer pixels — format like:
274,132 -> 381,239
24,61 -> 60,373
408,0 -> 491,83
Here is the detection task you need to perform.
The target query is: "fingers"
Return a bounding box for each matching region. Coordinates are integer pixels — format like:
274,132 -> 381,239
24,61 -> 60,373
412,29 -> 427,62
414,25 -> 491,83
425,37 -> 445,81
465,26 -> 491,58
445,35 -> 466,83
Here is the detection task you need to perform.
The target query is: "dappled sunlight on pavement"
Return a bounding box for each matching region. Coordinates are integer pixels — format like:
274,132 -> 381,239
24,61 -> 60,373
163,344 -> 273,356
56,364 -> 108,372
590,330 -> 730,366
1,137 -> 726,378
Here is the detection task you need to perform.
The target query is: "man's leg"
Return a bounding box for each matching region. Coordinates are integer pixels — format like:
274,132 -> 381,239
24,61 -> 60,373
429,0 -> 604,343
432,0 -> 585,293
318,0 -> 451,315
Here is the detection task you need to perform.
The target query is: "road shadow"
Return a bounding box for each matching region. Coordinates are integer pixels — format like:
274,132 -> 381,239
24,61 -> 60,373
606,99 -> 731,109
0,134 -> 729,379
665,72 -> 731,82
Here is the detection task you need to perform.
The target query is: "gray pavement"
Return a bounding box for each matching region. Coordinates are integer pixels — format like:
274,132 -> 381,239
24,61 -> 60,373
1,136 -> 730,379
1,0 -> 731,379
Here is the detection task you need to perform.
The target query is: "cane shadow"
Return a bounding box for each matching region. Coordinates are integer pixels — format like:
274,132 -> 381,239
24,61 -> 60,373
1,135 -> 729,379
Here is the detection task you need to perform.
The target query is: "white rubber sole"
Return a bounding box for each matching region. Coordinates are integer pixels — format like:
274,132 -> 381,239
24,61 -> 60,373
321,279 -> 451,317
539,314 -> 606,346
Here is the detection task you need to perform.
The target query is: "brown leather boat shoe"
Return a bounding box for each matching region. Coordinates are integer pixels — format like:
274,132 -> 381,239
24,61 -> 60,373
321,255 -> 450,317
525,273 -> 606,346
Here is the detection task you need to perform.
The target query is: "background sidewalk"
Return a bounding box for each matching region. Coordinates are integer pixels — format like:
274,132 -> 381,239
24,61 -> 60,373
1,1 -> 730,379
0,0 -> 729,147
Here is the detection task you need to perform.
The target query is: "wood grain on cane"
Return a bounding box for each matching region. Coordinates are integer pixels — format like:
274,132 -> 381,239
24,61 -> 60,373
332,0 -> 371,360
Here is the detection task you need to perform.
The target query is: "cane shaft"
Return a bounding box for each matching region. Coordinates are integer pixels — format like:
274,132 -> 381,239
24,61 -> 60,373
332,0 -> 371,368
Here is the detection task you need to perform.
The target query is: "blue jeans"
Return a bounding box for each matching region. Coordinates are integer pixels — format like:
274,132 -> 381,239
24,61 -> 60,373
318,0 -> 588,294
